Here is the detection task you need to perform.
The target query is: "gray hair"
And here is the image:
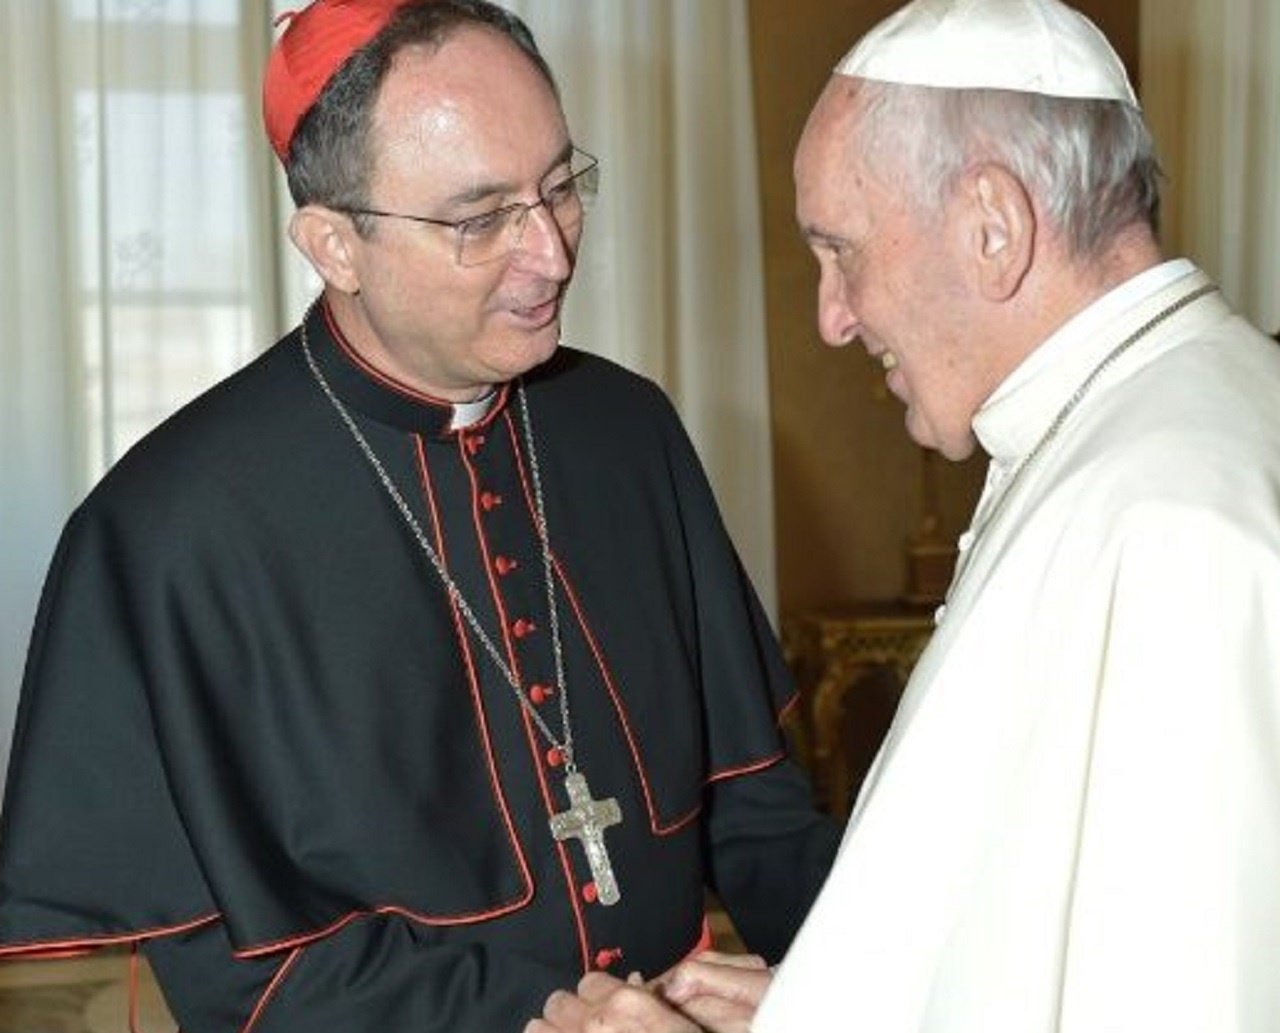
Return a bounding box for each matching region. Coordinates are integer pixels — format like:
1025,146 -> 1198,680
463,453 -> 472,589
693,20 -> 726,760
285,0 -> 558,234
853,80 -> 1162,259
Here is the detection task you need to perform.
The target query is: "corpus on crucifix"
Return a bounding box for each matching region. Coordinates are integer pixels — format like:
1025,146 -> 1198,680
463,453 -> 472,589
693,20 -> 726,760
549,770 -> 623,906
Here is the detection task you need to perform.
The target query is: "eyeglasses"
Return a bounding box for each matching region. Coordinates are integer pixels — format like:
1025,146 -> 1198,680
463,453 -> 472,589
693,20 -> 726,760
338,148 -> 600,267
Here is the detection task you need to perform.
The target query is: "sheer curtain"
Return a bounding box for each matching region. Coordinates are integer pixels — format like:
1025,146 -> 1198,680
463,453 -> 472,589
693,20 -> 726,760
508,1 -> 777,616
0,0 -> 277,773
0,3 -> 81,783
0,0 -> 775,776
1141,0 -> 1280,334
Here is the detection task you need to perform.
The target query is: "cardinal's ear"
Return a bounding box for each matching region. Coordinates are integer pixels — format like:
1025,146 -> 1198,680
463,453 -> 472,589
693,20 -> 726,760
289,205 -> 365,295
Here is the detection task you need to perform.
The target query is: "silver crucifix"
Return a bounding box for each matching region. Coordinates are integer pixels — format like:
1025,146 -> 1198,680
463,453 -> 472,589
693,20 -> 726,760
549,770 -> 623,906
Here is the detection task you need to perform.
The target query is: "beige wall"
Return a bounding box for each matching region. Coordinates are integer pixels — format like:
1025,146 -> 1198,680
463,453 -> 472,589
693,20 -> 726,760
748,0 -> 1140,615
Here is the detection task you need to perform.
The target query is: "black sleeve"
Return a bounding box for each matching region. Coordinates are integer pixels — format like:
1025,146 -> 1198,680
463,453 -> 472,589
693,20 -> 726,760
701,759 -> 841,964
630,378 -> 840,962
144,916 -> 570,1033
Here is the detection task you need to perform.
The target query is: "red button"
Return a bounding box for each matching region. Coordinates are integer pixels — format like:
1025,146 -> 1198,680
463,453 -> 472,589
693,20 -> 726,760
494,555 -> 518,576
512,618 -> 536,639
594,948 -> 622,969
465,434 -> 486,455
581,882 -> 599,904
546,747 -> 564,768
529,684 -> 553,705
480,491 -> 503,511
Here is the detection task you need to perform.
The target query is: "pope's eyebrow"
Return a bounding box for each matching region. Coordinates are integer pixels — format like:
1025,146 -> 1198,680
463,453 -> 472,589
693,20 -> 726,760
800,224 -> 850,251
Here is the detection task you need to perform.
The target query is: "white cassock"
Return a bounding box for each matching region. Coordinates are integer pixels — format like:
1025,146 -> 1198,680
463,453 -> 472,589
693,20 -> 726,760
755,261 -> 1280,1032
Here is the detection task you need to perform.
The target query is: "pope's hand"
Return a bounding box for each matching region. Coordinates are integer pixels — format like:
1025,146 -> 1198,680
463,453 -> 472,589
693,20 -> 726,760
523,951 -> 773,1033
656,950 -> 772,1033
524,971 -> 700,1033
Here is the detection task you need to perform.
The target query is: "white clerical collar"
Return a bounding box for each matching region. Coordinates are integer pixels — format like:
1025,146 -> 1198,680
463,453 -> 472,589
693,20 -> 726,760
988,258 -> 1196,405
449,391 -> 498,431
973,259 -> 1202,463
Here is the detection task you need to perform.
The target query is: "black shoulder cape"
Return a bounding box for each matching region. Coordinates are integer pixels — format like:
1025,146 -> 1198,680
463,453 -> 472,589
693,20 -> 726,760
0,303 -> 816,970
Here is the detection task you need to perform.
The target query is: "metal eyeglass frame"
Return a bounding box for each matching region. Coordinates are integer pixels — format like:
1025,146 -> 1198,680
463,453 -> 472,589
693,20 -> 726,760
336,147 -> 600,266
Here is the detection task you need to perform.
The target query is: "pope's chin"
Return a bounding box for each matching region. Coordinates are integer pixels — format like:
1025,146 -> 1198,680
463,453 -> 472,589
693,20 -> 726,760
905,409 -> 978,462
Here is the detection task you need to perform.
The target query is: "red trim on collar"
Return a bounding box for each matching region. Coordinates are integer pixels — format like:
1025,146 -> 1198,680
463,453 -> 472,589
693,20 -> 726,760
318,299 -> 511,434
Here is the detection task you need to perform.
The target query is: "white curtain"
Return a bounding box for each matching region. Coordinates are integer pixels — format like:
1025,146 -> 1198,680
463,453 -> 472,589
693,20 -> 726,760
0,0 -> 775,777
508,1 -> 777,616
1140,0 -> 1280,334
1,0 -> 276,774
0,3 -> 82,777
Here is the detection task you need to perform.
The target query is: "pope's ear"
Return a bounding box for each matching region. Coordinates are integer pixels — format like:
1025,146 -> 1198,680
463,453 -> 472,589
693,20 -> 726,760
288,206 -> 363,295
961,163 -> 1035,302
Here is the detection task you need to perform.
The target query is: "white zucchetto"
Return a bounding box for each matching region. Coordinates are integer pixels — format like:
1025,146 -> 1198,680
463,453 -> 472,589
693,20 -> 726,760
835,0 -> 1138,107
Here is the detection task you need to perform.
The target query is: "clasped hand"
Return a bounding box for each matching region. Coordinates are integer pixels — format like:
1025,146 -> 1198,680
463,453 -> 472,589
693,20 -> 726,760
524,950 -> 773,1033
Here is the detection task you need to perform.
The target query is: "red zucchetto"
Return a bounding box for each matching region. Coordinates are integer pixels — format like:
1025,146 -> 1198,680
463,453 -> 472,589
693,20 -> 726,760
263,0 -> 409,162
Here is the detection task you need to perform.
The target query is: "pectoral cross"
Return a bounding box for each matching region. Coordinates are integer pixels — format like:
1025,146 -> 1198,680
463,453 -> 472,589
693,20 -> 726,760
549,770 -> 623,906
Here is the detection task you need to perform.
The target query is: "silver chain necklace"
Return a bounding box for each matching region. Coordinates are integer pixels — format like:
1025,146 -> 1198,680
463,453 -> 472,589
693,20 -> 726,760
951,282 -> 1217,592
300,312 -> 623,904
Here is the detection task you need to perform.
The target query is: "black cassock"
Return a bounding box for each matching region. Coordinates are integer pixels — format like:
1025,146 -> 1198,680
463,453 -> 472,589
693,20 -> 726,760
0,302 -> 838,1032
